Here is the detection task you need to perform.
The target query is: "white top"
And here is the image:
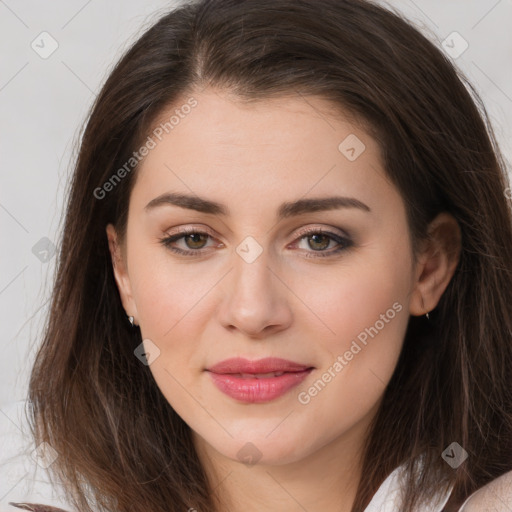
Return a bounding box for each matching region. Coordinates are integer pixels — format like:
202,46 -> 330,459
363,461 -> 454,512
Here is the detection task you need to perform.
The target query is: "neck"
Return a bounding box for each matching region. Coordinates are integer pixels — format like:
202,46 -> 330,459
193,414 -> 374,512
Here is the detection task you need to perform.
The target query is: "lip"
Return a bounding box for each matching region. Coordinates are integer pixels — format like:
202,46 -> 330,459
206,357 -> 314,403
207,357 -> 312,374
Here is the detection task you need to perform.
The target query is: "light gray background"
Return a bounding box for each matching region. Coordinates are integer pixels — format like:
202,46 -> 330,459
1,0 -> 511,508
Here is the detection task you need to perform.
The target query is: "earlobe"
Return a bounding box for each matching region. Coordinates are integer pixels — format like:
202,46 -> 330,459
409,213 -> 461,317
106,224 -> 138,321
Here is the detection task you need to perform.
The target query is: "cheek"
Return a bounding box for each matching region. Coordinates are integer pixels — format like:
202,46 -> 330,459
295,239 -> 412,404
128,252 -> 211,412
293,243 -> 411,352
129,239 -> 218,340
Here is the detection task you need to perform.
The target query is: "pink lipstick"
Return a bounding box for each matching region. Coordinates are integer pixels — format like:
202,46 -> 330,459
206,357 -> 314,403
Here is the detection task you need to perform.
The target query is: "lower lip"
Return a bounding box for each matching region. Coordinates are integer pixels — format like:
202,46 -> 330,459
207,369 -> 313,403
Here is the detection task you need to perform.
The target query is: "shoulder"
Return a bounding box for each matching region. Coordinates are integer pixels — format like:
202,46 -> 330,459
457,470 -> 512,511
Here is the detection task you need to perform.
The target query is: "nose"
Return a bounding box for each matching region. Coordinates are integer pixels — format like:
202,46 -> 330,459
216,247 -> 293,339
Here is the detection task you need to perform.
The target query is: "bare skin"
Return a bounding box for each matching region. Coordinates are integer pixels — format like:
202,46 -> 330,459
107,87 -> 461,511
458,470 -> 512,511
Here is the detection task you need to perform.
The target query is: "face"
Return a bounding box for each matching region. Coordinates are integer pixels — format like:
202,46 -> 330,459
107,87 -> 452,469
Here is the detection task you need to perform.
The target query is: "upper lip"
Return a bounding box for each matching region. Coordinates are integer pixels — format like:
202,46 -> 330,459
206,357 -> 313,374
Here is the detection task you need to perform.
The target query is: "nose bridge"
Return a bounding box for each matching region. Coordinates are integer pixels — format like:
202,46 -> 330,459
231,238 -> 276,307
234,243 -> 272,292
217,237 -> 292,336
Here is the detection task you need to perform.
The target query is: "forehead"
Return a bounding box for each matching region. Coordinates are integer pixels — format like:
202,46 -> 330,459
148,88 -> 369,156
130,88 -> 401,222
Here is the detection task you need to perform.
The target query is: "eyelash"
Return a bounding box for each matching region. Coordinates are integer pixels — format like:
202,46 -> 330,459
158,227 -> 353,259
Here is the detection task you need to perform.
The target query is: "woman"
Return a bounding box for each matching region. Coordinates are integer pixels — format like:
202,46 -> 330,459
10,0 -> 512,510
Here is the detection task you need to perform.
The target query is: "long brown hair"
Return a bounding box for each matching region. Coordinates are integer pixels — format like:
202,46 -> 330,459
26,0 -> 512,511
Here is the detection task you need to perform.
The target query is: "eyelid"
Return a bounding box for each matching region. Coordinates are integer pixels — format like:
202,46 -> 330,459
165,225 -> 217,238
292,224 -> 350,240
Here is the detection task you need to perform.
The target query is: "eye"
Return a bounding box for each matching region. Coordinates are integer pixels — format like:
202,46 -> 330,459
159,227 -> 353,258
290,227 -> 353,258
159,228 -> 219,257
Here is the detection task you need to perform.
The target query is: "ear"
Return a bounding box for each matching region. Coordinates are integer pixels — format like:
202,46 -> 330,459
409,212 -> 461,316
106,224 -> 138,324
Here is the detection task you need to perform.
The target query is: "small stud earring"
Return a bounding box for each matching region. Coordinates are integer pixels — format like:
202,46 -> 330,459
128,315 -> 135,326
425,312 -> 430,320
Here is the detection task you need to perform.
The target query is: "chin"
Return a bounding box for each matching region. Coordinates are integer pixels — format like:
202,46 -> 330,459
208,432 -> 312,467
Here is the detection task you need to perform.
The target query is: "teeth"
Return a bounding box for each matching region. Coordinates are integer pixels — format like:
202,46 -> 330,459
238,371 -> 285,379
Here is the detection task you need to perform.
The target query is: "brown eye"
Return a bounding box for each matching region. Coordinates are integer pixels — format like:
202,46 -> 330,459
182,233 -> 209,250
159,227 -> 352,259
292,228 -> 353,258
159,229 -> 218,256
306,233 -> 332,251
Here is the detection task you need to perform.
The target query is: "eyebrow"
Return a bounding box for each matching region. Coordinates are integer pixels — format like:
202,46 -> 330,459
144,192 -> 371,219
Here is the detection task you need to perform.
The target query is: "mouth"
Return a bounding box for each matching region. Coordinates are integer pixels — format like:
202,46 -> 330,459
231,371 -> 288,378
205,357 -> 314,403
